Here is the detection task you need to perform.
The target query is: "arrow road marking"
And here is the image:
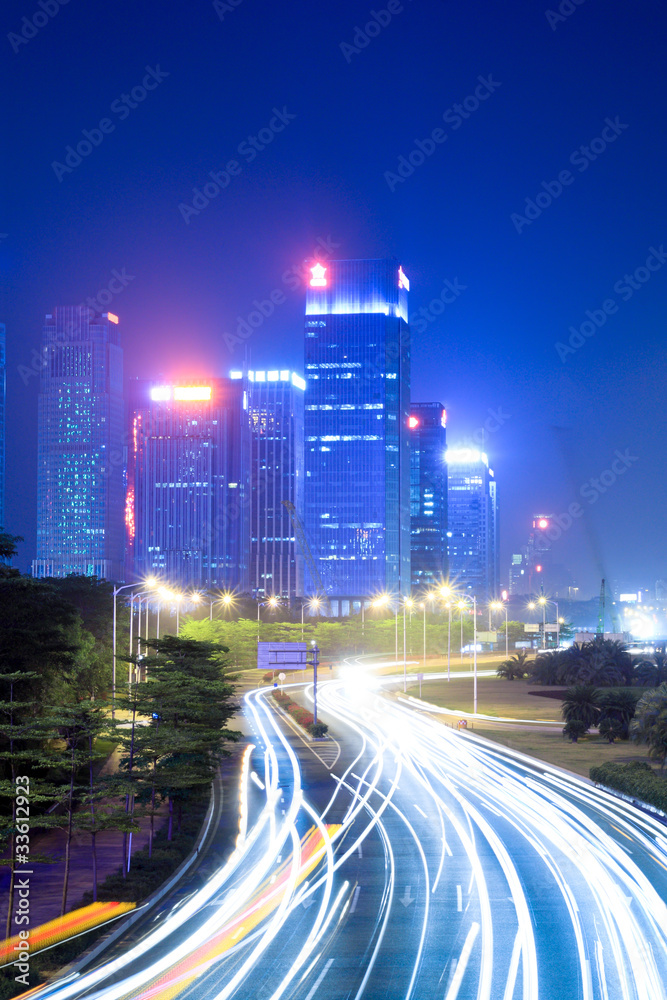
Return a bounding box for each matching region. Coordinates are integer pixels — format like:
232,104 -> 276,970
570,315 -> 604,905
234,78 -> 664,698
456,885 -> 462,911
400,886 -> 415,907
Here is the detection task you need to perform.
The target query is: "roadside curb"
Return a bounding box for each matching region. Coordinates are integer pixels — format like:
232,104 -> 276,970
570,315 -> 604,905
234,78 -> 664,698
55,767 -> 224,979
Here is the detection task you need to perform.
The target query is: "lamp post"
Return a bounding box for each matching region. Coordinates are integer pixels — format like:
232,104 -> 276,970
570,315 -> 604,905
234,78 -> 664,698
490,600 -> 509,660
420,602 -> 426,668
458,594 -> 479,713
403,598 -> 413,693
457,601 -> 467,662
538,596 -> 559,648
439,586 -> 454,681
112,583 -> 142,720
257,596 -> 279,641
301,597 -> 321,640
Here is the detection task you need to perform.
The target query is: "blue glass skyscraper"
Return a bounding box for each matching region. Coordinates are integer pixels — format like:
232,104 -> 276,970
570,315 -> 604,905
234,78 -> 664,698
446,448 -> 499,601
304,258 -> 411,614
32,307 -> 125,580
409,402 -> 448,591
230,369 -> 305,600
0,323 -> 5,530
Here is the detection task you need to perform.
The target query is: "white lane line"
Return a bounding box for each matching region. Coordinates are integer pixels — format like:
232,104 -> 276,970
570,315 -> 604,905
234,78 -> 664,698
304,958 -> 334,1000
350,885 -> 361,913
456,885 -> 462,911
502,929 -> 521,1000
414,803 -> 428,819
358,843 -> 363,859
444,922 -> 479,1000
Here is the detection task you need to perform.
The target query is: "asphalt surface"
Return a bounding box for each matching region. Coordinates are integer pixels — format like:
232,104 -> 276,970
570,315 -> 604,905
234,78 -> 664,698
26,666 -> 667,1000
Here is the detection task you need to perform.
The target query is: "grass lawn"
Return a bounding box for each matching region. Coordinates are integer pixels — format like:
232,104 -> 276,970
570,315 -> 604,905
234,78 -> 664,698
406,676 -> 563,720
470,726 -> 650,778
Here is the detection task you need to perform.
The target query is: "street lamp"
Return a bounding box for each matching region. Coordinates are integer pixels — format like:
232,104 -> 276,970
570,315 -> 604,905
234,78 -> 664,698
490,600 -> 509,660
457,600 -> 467,662
112,583 -> 144,720
403,598 -> 414,692
538,596 -> 560,648
458,594 -> 479,714
301,597 -> 321,639
257,596 -> 279,641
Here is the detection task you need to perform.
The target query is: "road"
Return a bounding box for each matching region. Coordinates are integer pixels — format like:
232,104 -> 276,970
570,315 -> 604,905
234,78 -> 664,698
26,665 -> 667,1000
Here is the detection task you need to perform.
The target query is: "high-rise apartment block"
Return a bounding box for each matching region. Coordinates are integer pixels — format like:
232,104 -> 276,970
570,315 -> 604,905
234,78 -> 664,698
409,402 -> 448,591
33,307 -> 124,579
232,369 -> 305,600
446,448 -> 498,601
304,258 -> 411,613
128,378 -> 250,591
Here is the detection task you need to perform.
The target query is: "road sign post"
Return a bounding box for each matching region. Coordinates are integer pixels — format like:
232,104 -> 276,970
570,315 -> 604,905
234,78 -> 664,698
417,671 -> 424,699
310,644 -> 320,723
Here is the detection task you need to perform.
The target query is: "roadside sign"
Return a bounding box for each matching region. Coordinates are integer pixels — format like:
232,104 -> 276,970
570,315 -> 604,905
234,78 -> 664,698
257,642 -> 308,670
524,624 -> 540,633
477,631 -> 497,642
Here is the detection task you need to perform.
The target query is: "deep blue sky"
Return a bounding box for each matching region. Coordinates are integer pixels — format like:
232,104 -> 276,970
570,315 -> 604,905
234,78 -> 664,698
2,0 -> 666,596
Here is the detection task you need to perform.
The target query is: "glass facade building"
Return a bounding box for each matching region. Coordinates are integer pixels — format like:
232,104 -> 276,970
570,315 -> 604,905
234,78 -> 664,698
32,307 -> 125,580
409,402 -> 448,591
304,258 -> 411,613
446,448 -> 499,601
0,323 -> 5,530
129,378 -> 250,591
231,369 -> 304,600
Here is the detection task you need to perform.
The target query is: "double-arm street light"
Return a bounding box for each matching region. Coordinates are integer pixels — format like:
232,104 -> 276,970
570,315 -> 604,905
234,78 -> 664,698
529,596 -> 559,649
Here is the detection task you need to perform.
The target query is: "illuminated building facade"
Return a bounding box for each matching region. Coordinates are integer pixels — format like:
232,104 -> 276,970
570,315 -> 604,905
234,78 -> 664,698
129,378 -> 250,590
0,323 -> 5,530
32,307 -> 124,580
446,448 -> 498,601
304,258 -> 411,613
231,369 -> 305,600
409,402 -> 448,591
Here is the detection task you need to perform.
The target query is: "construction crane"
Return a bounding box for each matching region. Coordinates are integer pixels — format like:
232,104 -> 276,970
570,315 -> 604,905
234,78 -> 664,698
281,500 -> 332,616
597,578 -> 606,635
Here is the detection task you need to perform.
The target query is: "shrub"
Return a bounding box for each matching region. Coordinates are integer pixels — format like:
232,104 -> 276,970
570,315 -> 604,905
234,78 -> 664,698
590,760 -> 667,812
308,721 -> 329,737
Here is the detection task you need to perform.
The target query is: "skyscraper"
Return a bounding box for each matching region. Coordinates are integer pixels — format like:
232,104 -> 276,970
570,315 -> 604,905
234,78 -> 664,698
304,258 -> 411,614
0,323 -> 5,530
409,402 -> 448,591
446,448 -> 498,601
129,377 -> 250,591
33,307 -> 124,580
231,369 -> 305,600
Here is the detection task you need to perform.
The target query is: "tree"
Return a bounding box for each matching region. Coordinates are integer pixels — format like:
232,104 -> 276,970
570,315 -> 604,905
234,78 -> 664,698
496,649 -> 530,681
630,683 -> 667,769
124,637 -> 240,841
599,718 -> 624,743
529,650 -> 567,686
563,719 -> 588,743
561,685 -> 601,729
597,688 -> 639,739
634,652 -> 667,687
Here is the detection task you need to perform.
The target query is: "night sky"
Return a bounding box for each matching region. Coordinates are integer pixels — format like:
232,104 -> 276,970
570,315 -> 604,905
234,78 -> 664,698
3,0 -> 666,596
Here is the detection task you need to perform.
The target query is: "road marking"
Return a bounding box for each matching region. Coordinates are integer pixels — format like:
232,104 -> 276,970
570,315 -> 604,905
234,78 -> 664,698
414,803 -> 428,819
350,885 -> 361,913
502,930 -> 521,1000
444,922 -> 479,1000
445,841 -> 453,857
304,958 -> 334,1000
230,925 -> 245,941
400,886 -> 415,907
456,885 -> 462,911
358,843 -> 363,859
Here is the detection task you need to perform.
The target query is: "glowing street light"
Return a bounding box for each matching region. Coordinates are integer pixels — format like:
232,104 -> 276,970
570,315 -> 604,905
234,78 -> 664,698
490,600 -> 509,659
257,597 -> 280,640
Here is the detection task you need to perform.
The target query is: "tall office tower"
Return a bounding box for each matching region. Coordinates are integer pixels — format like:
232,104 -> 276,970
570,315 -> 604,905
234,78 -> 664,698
231,369 -> 305,600
446,448 -> 498,601
304,258 -> 411,615
409,402 -> 448,591
32,307 -> 124,580
129,378 -> 250,591
0,323 -> 5,529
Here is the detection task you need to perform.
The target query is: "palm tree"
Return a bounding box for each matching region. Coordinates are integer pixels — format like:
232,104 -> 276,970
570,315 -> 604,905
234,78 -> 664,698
563,719 -> 587,743
562,685 -> 601,728
496,649 -> 530,681
598,688 -> 639,738
528,650 -> 565,686
630,683 -> 667,769
599,718 -> 623,743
